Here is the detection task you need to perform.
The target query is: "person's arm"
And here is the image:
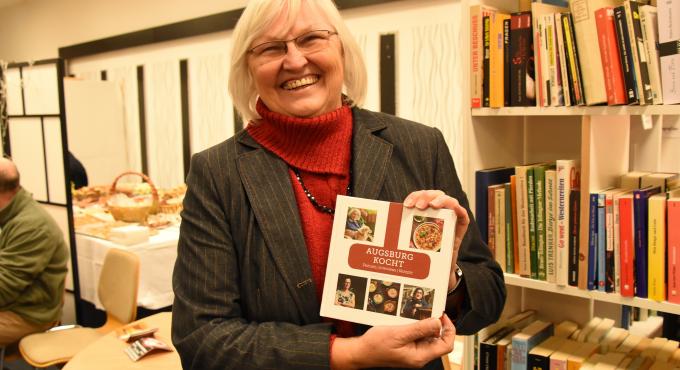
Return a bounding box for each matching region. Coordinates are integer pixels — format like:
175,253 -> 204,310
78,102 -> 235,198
0,226 -> 56,307
171,153 -> 332,370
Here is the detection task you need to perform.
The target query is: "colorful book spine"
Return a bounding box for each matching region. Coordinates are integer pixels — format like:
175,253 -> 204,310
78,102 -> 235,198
534,166 -> 547,280
554,13 -> 570,106
511,175 -> 520,274
510,11 -> 535,106
587,193 -> 599,291
504,18 -> 512,107
475,167 -> 515,244
516,165 -> 531,277
568,189 -> 581,287
648,193 -> 667,302
668,198 -> 680,303
505,183 -> 515,274
605,191 -> 616,293
495,186 -> 507,272
618,194 -> 635,297
555,159 -> 577,286
471,5 -> 497,108
483,15 -> 492,107
595,7 -> 627,105
561,13 -> 584,105
597,193 -> 606,292
546,170 -> 557,283
613,6 -> 640,105
527,167 -> 538,279
624,0 -> 653,104
633,186 -> 661,298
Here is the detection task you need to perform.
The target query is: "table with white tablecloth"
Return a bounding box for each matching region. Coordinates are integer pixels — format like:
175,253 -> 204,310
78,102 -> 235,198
75,227 -> 179,310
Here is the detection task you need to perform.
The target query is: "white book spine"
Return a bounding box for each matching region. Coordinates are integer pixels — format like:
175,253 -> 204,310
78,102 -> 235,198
555,12 -> 571,106
640,6 -> 663,104
555,160 -> 575,286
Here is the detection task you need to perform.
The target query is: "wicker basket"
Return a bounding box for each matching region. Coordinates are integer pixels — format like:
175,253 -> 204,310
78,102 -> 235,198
108,171 -> 160,222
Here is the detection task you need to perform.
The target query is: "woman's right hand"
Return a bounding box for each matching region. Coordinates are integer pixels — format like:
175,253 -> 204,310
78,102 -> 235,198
330,314 -> 455,369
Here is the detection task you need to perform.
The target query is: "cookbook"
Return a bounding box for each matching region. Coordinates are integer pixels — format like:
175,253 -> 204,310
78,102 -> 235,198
320,195 -> 456,326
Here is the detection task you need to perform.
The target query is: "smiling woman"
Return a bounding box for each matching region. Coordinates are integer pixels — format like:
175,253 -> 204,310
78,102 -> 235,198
171,0 -> 506,369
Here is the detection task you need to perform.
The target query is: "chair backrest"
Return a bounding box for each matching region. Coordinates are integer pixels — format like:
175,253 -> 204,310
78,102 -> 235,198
97,248 -> 140,326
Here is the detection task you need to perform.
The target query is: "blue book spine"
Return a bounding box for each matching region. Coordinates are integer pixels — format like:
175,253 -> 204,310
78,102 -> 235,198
633,187 -> 661,298
587,193 -> 598,291
597,194 -> 607,292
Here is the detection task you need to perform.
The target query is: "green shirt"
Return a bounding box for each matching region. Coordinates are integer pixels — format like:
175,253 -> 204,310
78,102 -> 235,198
0,188 -> 68,324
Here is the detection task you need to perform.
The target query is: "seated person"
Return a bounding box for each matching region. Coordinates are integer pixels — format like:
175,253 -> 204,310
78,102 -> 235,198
401,288 -> 432,319
345,208 -> 372,240
0,158 -> 68,347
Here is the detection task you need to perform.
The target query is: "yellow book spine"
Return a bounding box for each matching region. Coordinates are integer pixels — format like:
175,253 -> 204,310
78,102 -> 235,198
648,194 -> 667,302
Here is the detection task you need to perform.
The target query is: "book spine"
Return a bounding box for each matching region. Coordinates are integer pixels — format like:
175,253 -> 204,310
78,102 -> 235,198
668,199 -> 680,303
536,16 -> 547,107
483,15 -> 492,107
614,6 -> 640,105
639,6 -> 663,104
605,193 -> 615,293
555,160 -> 573,286
528,354 -> 550,370
648,195 -> 666,302
587,193 -> 598,291
488,185 -> 497,257
510,12 -> 535,106
568,189 -> 580,287
546,170 -> 557,283
597,193 -> 606,292
613,195 -> 623,294
562,13 -> 585,105
471,6 -> 484,108
535,166 -> 547,280
659,40 -> 680,105
511,175 -> 520,273
596,7 -> 627,105
516,167 -> 531,277
527,168 -> 538,279
619,196 -> 635,297
504,18 -> 512,107
633,189 -> 653,298
505,183 -> 515,273
495,187 -> 507,272
569,0 -> 607,105
480,342 -> 498,370
491,14 -> 509,108
625,0 -> 653,104
555,13 -> 570,106
511,339 -> 528,370
546,14 -> 563,106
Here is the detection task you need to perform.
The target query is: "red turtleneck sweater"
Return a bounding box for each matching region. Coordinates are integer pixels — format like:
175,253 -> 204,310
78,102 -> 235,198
247,99 -> 354,338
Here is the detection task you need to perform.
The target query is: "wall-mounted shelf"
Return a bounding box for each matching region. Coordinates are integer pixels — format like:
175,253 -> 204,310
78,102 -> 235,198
472,105 -> 680,117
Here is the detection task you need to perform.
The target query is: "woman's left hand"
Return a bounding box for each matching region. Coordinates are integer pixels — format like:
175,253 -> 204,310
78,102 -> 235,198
404,190 -> 470,292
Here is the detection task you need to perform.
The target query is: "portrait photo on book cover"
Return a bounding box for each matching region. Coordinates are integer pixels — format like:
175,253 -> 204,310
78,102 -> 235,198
400,285 -> 434,320
344,207 -> 377,241
367,279 -> 401,316
409,215 -> 445,252
334,273 -> 367,310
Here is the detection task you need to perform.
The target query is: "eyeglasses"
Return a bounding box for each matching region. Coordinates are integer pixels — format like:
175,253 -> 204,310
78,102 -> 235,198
248,30 -> 338,63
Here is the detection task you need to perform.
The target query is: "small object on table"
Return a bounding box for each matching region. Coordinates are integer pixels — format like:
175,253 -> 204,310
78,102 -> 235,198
124,337 -> 172,362
116,323 -> 159,342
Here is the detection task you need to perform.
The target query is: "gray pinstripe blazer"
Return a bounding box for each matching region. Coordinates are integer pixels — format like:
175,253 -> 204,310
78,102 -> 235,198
172,107 -> 506,370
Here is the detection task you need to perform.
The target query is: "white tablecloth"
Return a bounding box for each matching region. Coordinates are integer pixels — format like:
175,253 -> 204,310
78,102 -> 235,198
75,227 -> 179,309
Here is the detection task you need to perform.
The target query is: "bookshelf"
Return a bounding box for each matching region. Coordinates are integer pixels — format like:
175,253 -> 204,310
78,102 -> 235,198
462,0 -> 680,368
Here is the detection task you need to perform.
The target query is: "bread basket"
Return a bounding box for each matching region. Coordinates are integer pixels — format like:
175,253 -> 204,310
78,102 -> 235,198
107,171 -> 160,222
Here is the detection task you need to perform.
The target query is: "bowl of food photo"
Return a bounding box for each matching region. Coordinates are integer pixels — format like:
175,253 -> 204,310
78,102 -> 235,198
412,222 -> 443,251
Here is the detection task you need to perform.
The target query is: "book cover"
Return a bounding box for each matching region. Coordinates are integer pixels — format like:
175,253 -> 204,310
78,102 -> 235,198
624,0 -> 654,104
511,320 -> 554,370
620,171 -> 652,189
510,11 -> 536,107
569,0 -> 622,105
657,0 -> 680,44
639,5 -> 663,104
476,166 -> 515,244
641,172 -> 679,192
320,195 -> 456,326
562,12 -> 586,105
595,7 -> 627,106
550,339 -> 582,370
471,5 -> 498,108
614,6 -> 640,105
668,196 -> 680,303
496,329 -> 519,370
566,341 -> 599,369
633,186 -> 661,298
528,336 -> 567,370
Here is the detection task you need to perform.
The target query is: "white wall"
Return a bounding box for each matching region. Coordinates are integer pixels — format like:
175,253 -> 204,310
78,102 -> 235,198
0,0 -> 248,61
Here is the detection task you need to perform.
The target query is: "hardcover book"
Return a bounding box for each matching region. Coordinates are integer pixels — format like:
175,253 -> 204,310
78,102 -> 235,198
320,195 -> 456,326
476,166 -> 515,244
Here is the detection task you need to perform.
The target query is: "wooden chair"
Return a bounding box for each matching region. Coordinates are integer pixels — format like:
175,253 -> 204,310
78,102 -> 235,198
18,248 -> 140,368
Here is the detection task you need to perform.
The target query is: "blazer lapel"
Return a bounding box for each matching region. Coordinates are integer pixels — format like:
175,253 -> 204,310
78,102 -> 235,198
236,134 -> 319,323
351,108 -> 393,199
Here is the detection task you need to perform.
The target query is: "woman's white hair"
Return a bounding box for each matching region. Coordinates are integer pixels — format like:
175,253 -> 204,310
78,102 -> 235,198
228,0 -> 367,122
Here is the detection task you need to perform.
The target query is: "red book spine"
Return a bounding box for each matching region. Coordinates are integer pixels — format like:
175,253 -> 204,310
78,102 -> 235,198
619,196 -> 635,297
595,7 -> 627,105
668,200 -> 680,303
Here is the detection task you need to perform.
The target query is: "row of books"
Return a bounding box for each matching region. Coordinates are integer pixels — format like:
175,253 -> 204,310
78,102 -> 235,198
470,0 -> 680,107
478,310 -> 680,370
476,165 -> 680,302
586,172 -> 680,302
475,160 -> 580,286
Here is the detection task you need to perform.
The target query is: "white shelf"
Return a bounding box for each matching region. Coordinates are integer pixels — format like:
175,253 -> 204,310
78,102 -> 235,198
504,274 -> 680,316
471,105 -> 680,117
